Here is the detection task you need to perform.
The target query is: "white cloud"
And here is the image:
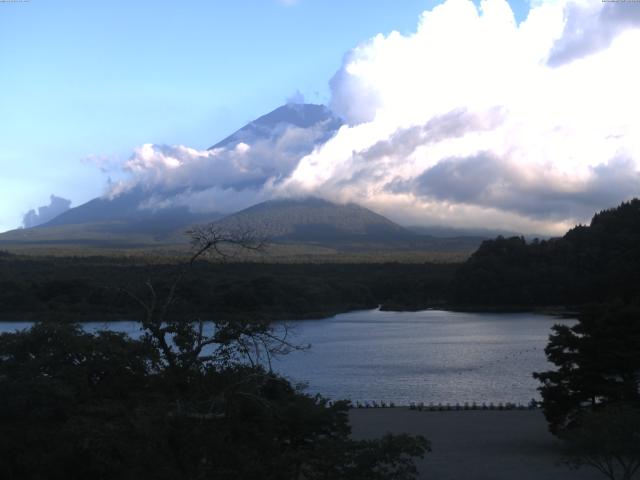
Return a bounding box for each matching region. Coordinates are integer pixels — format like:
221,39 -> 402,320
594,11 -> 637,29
108,0 -> 640,235
108,119 -> 336,212
276,0 -> 640,234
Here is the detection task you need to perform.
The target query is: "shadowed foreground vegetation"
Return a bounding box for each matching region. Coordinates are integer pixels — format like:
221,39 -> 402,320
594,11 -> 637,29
0,322 -> 429,480
0,230 -> 429,480
533,302 -> 640,480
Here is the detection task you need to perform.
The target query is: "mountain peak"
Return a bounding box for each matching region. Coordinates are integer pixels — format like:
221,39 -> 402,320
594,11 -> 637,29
253,104 -> 337,129
209,103 -> 342,150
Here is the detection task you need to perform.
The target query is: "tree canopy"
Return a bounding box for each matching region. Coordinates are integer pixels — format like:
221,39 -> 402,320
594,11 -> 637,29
534,303 -> 640,434
534,302 -> 640,479
0,227 -> 430,479
450,199 -> 640,307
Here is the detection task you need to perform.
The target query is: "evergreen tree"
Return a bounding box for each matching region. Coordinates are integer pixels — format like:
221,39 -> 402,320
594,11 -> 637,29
534,303 -> 640,434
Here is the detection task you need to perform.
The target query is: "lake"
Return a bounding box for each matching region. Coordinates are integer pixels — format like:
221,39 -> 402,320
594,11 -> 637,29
0,309 -> 571,405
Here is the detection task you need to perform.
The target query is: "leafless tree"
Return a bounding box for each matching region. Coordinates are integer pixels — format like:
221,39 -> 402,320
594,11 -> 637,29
122,226 -> 306,373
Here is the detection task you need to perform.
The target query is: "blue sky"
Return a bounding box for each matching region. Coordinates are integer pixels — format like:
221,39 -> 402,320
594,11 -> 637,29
1,0 -> 531,232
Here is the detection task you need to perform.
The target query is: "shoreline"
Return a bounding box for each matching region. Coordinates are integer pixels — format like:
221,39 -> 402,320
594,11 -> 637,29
0,305 -> 580,323
442,304 -> 582,317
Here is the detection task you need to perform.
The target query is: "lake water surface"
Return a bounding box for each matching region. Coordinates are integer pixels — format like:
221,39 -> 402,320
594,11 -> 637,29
0,309 -> 572,405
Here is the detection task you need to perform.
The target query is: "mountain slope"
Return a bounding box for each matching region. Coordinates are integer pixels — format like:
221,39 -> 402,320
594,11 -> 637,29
42,103 -> 341,233
41,187 -> 222,235
0,209 -> 224,247
211,197 -> 410,243
0,104 -> 342,242
2,104 -> 341,246
2,103 -> 482,255
204,197 -> 484,253
210,103 -> 342,150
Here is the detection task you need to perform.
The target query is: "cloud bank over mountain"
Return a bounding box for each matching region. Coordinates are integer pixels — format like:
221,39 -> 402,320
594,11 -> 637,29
107,104 -> 342,215
106,0 -> 640,235
23,195 -> 72,228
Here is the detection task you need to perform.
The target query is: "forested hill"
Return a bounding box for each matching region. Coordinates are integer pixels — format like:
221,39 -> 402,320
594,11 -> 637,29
450,199 -> 640,307
211,197 -> 410,242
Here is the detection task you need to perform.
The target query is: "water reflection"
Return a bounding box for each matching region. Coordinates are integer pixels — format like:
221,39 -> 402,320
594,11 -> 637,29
0,309 -> 572,405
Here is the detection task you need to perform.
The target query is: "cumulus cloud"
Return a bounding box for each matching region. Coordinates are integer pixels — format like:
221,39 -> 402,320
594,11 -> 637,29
276,0 -> 640,234
108,118 -> 336,213
404,154 -> 640,220
108,0 -> 640,235
23,195 -> 71,228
